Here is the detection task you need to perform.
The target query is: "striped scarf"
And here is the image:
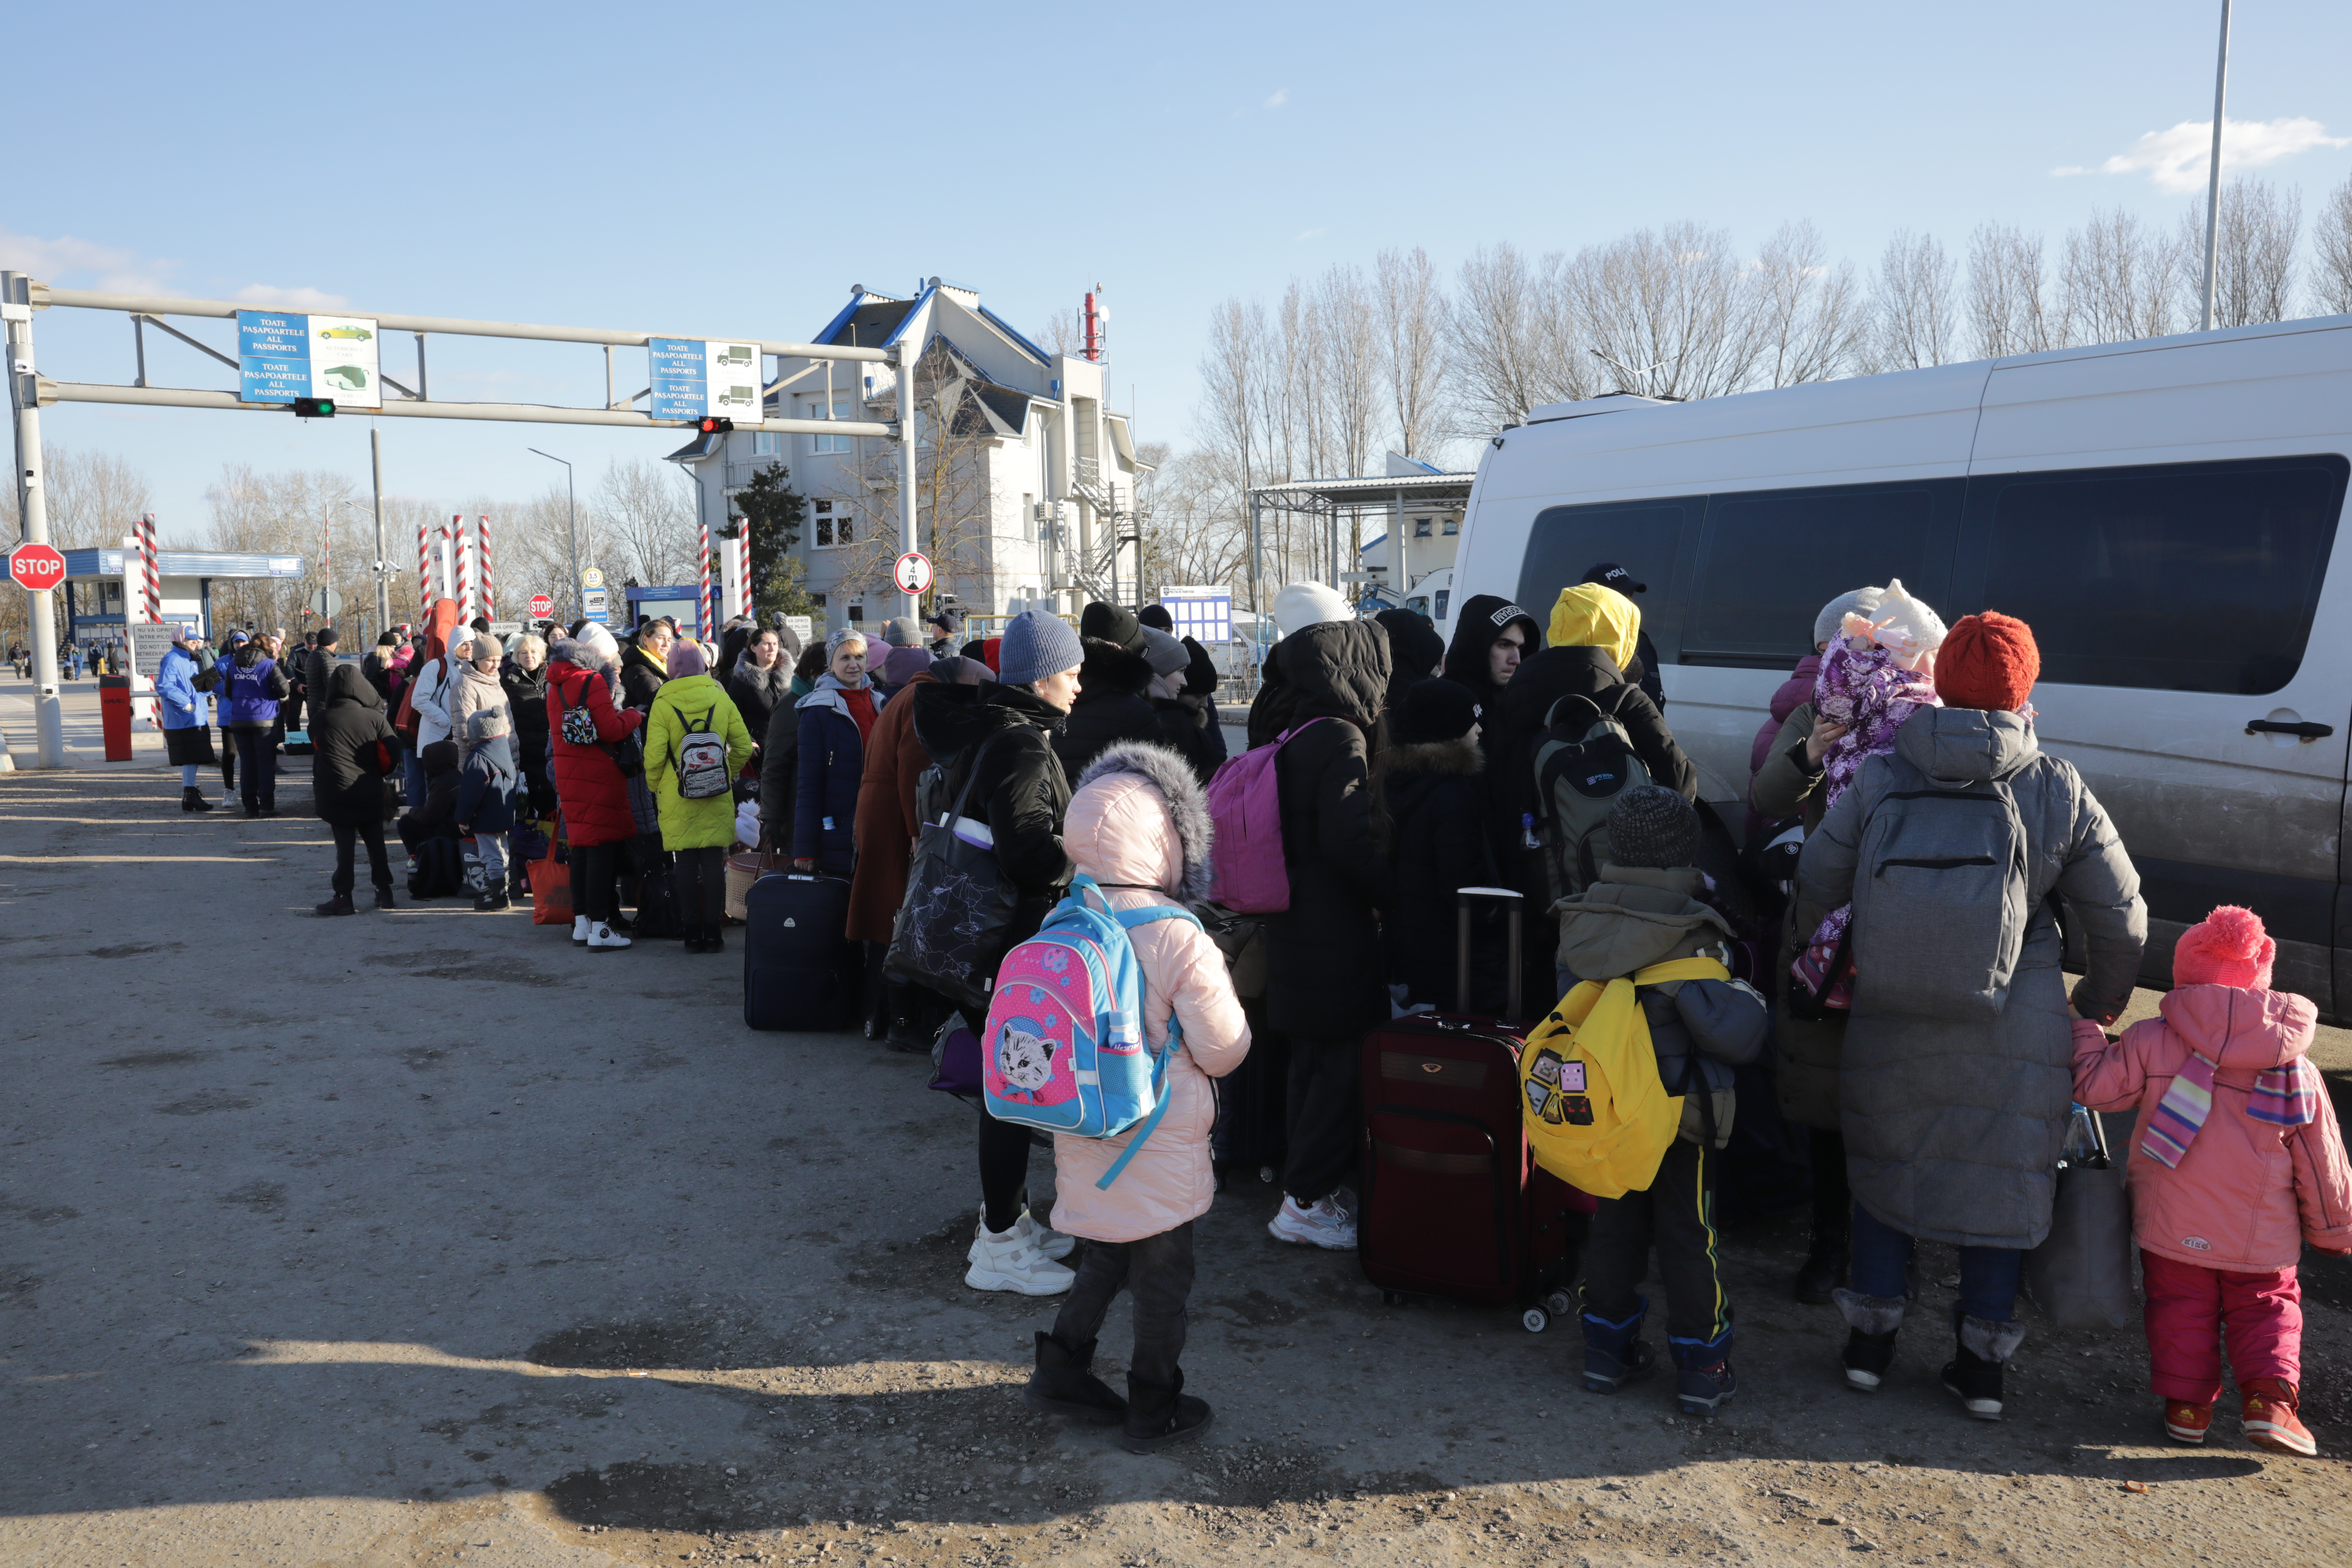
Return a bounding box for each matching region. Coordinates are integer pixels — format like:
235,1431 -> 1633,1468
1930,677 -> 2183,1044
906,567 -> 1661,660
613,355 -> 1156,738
2141,1053 -> 2319,1170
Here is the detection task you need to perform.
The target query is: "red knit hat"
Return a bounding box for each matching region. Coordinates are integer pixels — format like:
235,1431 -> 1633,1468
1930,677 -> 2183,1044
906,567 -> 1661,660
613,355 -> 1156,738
2173,905 -> 2275,990
1934,611 -> 2040,712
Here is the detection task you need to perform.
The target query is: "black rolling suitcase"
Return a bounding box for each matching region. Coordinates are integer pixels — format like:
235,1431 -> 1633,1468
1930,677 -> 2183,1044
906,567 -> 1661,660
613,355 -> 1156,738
743,871 -> 856,1031
1358,887 -> 1593,1332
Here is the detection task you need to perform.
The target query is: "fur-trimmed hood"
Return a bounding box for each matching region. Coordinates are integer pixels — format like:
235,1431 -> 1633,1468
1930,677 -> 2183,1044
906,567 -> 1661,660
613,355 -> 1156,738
1069,740 -> 1214,902
550,634 -> 617,677
1381,735 -> 1483,779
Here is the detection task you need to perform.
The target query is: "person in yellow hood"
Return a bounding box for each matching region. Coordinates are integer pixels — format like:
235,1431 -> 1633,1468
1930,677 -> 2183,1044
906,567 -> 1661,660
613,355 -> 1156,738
1548,582 -> 1641,672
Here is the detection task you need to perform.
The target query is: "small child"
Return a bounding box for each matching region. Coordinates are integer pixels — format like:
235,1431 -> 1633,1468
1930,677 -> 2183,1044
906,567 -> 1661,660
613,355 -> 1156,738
1557,784 -> 1770,1418
1790,591 -> 1943,1006
2073,906 -> 2352,1456
454,709 -> 520,913
1020,743 -> 1251,1455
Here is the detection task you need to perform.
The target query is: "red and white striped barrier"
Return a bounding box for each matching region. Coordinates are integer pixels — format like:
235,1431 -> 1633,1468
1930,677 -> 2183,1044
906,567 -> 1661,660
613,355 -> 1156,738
699,523 -> 712,639
477,515 -> 495,622
418,520 -> 432,615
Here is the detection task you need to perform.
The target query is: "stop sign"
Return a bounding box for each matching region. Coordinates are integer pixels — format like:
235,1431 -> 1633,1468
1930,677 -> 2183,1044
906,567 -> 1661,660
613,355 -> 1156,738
528,592 -> 554,620
7,544 -> 65,592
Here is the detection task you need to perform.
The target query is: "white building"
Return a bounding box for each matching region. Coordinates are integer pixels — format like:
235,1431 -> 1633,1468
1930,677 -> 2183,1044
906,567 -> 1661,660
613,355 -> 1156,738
670,278 -> 1148,632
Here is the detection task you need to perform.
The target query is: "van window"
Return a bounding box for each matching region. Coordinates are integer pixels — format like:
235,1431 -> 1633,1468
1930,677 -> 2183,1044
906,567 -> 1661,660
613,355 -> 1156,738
1686,484 -> 1955,666
1517,500 -> 1689,654
1970,455 -> 2347,695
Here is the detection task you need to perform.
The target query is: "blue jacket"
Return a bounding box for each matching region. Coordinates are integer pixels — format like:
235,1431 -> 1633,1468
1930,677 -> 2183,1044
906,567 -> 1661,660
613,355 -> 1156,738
455,735 -> 518,834
155,646 -> 208,730
215,651 -> 289,728
792,677 -> 881,875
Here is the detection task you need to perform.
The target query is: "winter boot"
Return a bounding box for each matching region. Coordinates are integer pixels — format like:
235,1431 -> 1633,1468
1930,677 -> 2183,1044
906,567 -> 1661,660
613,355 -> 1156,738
1833,1288 -> 1905,1392
2163,1399 -> 2214,1445
884,979 -> 935,1052
1022,1332 -> 1127,1424
1578,1297 -> 1658,1394
372,885 -> 396,910
702,923 -> 724,954
1941,1312 -> 2024,1421
474,890 -> 511,913
1793,1213 -> 1850,1305
2241,1378 -> 2317,1457
586,921 -> 632,951
1122,1368 -> 1212,1454
314,892 -> 355,917
681,924 -> 704,953
1668,1323 -> 1737,1418
182,786 -> 214,813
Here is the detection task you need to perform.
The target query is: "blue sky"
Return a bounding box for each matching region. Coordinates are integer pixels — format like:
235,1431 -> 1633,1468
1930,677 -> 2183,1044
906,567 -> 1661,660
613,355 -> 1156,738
9,0 -> 2352,538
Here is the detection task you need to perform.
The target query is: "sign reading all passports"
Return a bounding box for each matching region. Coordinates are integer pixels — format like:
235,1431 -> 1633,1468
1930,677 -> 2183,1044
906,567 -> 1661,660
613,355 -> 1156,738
237,312 -> 383,409
650,339 -> 763,422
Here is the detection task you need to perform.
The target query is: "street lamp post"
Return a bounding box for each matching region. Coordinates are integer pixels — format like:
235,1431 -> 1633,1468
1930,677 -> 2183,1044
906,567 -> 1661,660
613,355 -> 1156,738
527,447 -> 583,624
2200,0 -> 2234,332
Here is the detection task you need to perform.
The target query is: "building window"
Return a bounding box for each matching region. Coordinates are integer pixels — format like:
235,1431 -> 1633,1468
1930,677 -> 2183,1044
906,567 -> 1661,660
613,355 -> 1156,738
1442,516 -> 1460,535
753,432 -> 782,457
1413,517 -> 1432,539
807,396 -> 854,455
812,498 -> 852,549
1022,493 -> 1035,544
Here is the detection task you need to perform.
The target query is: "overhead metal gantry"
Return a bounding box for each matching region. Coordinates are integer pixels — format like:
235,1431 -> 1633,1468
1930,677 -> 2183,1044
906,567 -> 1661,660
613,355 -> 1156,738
3,271 -> 922,768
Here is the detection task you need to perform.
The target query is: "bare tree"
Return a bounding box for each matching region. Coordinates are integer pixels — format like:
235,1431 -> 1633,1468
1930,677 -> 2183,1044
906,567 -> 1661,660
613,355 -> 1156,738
1448,243 -> 1580,431
1135,442 -> 1250,597
598,456 -> 698,586
1566,222 -> 1760,400
2315,172 -> 2352,316
1967,223 -> 2063,359
1036,307 -> 1082,356
1871,230 -> 1959,370
2177,178 -> 2301,329
832,342 -> 1009,611
1374,245 -> 1448,459
1752,220 -> 1864,387
2062,208 -> 2180,345
1313,264 -> 1382,478
6,445 -> 155,550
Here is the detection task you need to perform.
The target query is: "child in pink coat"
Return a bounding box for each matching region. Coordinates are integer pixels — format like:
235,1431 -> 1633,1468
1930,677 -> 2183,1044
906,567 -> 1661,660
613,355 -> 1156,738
1020,742 -> 1251,1455
2073,906 -> 2352,1455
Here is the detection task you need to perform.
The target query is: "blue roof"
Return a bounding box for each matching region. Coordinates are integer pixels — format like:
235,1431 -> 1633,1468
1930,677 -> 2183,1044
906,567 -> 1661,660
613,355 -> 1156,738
64,549 -> 306,580
880,283 -> 937,349
977,305 -> 1053,366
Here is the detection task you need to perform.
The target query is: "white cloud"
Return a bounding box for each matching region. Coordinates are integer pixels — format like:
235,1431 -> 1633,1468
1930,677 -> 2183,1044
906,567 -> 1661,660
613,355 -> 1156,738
233,283 -> 352,310
0,226 -> 178,293
1263,88 -> 1288,110
1295,227 -> 1325,242
2053,116 -> 2351,195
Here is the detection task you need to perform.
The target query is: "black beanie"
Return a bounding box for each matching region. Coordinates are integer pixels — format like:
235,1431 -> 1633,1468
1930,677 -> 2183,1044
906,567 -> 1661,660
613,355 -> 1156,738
1181,636 -> 1219,699
1606,784 -> 1700,870
1377,608 -> 1446,683
1080,601 -> 1146,654
1394,678 -> 1481,745
1138,604 -> 1174,632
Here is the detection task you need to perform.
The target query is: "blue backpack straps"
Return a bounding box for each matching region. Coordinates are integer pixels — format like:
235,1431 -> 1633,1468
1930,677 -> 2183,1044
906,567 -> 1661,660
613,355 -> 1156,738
1092,900 -> 1206,1190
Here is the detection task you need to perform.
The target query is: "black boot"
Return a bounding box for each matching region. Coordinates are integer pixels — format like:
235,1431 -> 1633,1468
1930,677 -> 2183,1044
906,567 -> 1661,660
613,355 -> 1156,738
1122,1368 -> 1212,1454
884,979 -> 934,1052
1942,1313 -> 2022,1421
703,923 -> 724,954
1022,1332 -> 1127,1425
373,885 -> 397,910
182,786 -> 214,813
315,892 -> 355,916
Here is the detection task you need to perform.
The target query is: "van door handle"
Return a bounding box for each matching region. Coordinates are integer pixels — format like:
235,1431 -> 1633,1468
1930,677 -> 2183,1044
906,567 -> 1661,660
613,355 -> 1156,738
2245,719 -> 2334,740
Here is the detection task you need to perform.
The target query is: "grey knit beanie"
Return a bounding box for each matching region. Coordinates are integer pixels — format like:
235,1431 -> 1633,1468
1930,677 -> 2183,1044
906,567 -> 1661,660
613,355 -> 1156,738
997,609 -> 1083,686
1606,784 -> 1700,870
1140,627 -> 1189,678
1813,586 -> 1886,651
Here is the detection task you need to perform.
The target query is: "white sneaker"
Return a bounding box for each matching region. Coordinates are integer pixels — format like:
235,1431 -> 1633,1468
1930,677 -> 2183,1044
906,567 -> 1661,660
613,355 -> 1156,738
1268,1194 -> 1358,1251
571,915 -> 591,947
976,1206 -> 1077,1263
586,922 -> 631,950
964,1218 -> 1074,1296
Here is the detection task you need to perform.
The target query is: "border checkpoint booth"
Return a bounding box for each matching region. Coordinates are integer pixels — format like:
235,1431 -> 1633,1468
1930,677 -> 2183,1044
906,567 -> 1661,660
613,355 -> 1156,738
58,548 -> 309,665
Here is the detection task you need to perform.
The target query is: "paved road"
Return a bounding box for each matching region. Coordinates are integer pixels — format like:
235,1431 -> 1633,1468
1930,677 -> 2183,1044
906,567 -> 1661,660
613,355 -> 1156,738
3,768 -> 2348,1567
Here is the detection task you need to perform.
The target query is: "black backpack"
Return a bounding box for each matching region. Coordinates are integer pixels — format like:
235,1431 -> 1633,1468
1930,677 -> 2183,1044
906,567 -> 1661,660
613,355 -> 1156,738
408,836 -> 464,900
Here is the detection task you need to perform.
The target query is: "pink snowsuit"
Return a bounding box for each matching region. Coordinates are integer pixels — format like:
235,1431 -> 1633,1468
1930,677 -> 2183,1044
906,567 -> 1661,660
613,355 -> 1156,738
2072,986 -> 2352,1402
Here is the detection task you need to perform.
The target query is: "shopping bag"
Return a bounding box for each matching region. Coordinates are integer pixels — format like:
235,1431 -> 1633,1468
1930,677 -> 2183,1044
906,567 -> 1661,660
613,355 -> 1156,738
2024,1105 -> 2137,1330
529,857 -> 574,927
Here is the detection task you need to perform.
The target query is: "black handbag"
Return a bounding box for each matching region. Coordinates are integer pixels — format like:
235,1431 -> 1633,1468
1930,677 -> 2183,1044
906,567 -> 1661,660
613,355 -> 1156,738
887,733 -> 1020,1011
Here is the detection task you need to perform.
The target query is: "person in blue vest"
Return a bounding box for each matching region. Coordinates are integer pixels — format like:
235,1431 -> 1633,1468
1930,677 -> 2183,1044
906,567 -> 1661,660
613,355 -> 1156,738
215,631 -> 291,817
156,625 -> 216,813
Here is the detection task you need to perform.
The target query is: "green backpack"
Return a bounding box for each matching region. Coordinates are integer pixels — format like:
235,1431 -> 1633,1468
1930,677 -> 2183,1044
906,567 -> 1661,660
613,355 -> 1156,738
1531,689 -> 1650,905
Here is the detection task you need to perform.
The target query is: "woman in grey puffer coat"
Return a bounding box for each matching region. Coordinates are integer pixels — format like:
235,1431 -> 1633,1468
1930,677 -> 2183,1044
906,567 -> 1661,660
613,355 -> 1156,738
1795,611 -> 2143,1421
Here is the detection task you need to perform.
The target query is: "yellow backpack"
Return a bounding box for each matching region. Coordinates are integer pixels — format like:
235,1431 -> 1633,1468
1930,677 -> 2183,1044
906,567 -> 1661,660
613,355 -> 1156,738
1518,957 -> 1728,1200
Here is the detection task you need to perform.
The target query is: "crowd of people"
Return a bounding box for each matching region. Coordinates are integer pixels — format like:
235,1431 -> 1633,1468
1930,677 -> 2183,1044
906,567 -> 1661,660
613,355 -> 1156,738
142,563 -> 2352,1461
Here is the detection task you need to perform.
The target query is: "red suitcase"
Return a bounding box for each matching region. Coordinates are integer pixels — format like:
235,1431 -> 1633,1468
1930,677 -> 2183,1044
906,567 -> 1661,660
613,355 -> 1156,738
1359,887 -> 1595,1331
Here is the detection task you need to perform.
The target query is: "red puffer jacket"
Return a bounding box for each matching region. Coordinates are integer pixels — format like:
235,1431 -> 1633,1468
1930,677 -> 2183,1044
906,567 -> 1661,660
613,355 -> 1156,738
546,657 -> 644,846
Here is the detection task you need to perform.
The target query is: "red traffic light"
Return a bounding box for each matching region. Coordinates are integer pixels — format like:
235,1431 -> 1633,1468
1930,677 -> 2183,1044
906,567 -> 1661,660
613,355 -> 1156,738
698,416 -> 735,434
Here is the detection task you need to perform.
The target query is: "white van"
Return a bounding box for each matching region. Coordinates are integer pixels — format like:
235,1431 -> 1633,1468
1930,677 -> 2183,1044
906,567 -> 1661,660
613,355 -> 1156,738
1446,317 -> 2352,1015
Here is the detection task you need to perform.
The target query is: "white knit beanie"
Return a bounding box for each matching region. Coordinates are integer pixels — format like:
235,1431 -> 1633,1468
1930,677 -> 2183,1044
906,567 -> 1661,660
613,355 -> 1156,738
1272,581 -> 1352,638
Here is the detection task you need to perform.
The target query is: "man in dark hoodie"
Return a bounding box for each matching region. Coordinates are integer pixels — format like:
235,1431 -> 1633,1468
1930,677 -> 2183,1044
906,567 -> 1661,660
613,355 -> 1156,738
1054,601 -> 1165,777
1374,607 -> 1447,724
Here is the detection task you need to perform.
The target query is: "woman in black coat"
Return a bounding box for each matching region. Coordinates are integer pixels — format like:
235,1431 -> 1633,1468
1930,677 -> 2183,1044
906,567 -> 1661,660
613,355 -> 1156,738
500,633 -> 555,813
724,625 -> 796,761
1262,618 -> 1393,1252
310,665 -> 401,915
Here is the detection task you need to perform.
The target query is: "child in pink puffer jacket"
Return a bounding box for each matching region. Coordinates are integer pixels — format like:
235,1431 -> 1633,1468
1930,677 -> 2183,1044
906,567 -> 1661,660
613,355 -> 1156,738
1020,742 -> 1250,1456
2073,906 -> 2352,1456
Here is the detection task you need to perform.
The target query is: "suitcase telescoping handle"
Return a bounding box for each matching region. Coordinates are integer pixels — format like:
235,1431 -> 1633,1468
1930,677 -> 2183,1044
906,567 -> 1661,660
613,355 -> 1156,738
1455,886 -> 1525,1020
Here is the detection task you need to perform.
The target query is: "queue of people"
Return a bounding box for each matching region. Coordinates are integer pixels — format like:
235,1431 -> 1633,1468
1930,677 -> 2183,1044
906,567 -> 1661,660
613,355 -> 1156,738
161,570 -> 2349,1461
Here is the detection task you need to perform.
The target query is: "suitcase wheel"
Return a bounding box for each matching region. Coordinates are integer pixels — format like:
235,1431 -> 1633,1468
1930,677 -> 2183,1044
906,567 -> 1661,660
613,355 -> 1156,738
1544,1288 -> 1577,1319
1257,1165 -> 1278,1184
1381,1290 -> 1403,1308
1522,1307 -> 1551,1334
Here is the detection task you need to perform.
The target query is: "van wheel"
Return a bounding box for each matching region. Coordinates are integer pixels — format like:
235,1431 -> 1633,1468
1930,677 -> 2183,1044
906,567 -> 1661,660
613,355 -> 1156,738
1522,1307 -> 1550,1334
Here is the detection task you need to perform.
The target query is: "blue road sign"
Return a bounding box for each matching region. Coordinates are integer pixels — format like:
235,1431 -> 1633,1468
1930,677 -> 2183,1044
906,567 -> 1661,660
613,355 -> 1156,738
649,338 -> 706,422
239,312 -> 310,403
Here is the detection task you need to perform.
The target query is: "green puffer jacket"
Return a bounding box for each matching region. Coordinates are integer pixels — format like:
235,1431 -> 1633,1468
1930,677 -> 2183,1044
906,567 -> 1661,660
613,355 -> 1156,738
643,673 -> 755,850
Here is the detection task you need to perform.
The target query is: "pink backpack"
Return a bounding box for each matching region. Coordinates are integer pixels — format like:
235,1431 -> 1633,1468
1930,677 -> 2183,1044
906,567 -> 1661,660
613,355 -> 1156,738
1203,719 -> 1325,914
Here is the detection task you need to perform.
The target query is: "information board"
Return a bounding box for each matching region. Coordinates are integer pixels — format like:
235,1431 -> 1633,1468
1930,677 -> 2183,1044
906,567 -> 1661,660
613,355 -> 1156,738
127,623 -> 178,678
1158,587 -> 1233,643
649,338 -> 761,422
237,312 -> 383,409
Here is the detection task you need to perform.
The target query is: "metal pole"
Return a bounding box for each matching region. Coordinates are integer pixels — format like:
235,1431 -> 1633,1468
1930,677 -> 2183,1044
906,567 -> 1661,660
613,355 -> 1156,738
370,427 -> 390,633
2200,0 -> 2233,332
1248,494 -> 1264,659
895,345 -> 919,624
528,448 -> 581,624
4,273 -> 65,768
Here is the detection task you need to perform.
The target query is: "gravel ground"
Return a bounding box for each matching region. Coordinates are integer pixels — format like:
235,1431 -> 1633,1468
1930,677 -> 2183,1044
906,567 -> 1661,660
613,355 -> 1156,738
2,767 -> 2347,1567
